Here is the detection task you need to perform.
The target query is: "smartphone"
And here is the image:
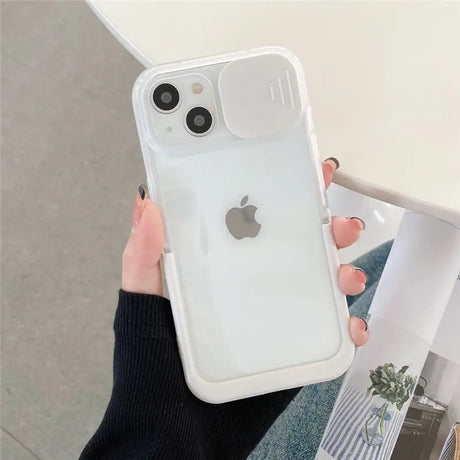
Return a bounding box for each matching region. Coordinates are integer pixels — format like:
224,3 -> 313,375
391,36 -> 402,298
132,47 -> 354,403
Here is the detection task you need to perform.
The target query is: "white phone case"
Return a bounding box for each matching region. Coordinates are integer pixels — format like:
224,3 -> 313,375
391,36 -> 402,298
132,47 -> 354,403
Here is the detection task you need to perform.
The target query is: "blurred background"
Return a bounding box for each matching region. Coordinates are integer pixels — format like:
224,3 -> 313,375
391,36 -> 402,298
1,2 -> 407,458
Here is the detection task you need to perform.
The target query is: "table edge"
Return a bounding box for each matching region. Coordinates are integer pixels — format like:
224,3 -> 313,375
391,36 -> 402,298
86,0 -> 153,68
334,171 -> 459,228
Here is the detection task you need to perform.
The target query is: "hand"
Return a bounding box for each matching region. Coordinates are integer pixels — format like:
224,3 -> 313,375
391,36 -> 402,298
122,158 -> 369,347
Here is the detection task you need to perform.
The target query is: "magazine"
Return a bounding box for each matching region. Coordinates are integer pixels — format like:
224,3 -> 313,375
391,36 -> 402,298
316,275 -> 460,460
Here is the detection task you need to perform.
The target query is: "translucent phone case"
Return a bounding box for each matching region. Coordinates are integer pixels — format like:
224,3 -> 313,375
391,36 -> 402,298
132,47 -> 354,403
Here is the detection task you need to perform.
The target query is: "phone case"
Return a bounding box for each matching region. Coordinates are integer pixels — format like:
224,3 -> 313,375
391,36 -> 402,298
132,47 -> 354,403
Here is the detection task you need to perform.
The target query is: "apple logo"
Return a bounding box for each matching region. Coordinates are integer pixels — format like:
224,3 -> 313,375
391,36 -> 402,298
225,195 -> 261,240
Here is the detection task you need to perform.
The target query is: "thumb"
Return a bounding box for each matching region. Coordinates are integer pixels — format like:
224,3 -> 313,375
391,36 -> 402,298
122,186 -> 164,295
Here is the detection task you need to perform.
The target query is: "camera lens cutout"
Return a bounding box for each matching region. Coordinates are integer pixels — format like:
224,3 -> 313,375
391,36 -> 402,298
185,107 -> 213,135
152,83 -> 180,112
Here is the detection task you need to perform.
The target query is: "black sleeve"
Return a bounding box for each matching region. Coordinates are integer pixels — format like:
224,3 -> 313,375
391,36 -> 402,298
80,290 -> 300,460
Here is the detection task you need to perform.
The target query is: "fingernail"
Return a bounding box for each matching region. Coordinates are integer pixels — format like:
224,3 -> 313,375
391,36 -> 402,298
350,216 -> 366,230
132,185 -> 147,229
138,184 -> 147,200
360,318 -> 368,331
325,157 -> 340,170
354,267 -> 368,284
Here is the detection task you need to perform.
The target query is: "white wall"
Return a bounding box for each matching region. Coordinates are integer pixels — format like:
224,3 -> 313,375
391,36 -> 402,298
421,352 -> 460,404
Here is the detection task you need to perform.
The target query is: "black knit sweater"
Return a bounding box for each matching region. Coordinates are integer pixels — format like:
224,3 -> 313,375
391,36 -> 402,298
80,290 -> 300,459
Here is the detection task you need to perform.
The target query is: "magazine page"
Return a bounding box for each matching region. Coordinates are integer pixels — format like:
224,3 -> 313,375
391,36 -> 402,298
393,276 -> 460,460
316,217 -> 460,460
316,315 -> 428,460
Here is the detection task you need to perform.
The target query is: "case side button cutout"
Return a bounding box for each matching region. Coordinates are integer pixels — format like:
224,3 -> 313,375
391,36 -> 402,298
307,125 -> 330,223
322,207 -> 332,225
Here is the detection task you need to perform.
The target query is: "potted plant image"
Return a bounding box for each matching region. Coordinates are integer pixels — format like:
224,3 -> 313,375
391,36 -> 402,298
361,363 -> 417,446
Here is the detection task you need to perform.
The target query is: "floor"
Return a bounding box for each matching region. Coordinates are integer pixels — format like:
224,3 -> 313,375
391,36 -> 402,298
1,2 -> 404,459
2,2 -> 145,458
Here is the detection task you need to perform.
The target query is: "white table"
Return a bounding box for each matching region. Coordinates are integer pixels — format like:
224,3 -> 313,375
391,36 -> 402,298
88,0 -> 460,225
88,1 -> 460,418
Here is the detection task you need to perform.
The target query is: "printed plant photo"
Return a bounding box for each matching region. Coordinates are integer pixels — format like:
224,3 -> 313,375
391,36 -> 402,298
320,363 -> 418,460
361,363 -> 417,447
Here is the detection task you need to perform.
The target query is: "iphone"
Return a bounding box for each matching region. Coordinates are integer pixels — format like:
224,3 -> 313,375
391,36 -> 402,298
132,47 -> 354,403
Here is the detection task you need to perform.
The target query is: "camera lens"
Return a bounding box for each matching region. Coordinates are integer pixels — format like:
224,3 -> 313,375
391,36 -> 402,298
185,107 -> 213,135
152,83 -> 180,112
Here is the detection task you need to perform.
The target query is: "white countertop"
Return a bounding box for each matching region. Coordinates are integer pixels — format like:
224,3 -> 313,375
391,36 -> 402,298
88,1 -> 460,225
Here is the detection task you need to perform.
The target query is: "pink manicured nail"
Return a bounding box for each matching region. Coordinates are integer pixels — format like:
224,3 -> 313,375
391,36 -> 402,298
325,157 -> 340,170
350,216 -> 366,230
354,267 -> 368,284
